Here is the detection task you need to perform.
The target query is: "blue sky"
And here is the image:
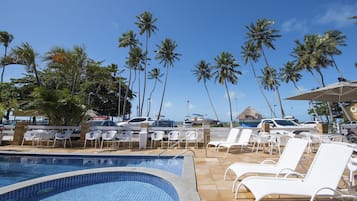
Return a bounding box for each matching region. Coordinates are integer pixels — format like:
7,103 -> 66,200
1,0 -> 357,122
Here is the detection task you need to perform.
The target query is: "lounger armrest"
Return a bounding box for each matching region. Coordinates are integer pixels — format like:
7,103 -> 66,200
275,168 -> 305,178
260,158 -> 278,164
311,187 -> 353,200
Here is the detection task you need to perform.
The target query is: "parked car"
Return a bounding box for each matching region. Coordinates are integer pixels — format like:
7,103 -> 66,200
257,118 -> 303,134
118,117 -> 154,130
300,121 -> 321,128
88,120 -> 118,127
151,120 -> 177,127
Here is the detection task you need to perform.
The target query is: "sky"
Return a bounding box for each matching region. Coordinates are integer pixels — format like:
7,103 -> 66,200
1,0 -> 357,122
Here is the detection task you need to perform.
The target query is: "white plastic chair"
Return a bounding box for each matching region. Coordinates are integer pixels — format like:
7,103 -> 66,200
235,143 -> 354,200
224,138 -> 308,192
84,130 -> 102,149
21,130 -> 35,146
151,131 -> 164,148
167,130 -> 180,148
207,128 -> 240,150
32,129 -> 51,146
185,130 -> 198,149
217,128 -> 253,153
116,130 -> 133,149
52,130 -> 73,148
100,130 -> 117,149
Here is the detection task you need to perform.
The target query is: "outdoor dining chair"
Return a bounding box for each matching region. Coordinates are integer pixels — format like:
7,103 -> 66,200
151,131 -> 165,148
84,130 -> 102,149
52,130 -> 73,148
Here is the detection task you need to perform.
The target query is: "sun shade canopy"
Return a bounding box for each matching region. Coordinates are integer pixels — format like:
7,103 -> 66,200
286,81 -> 357,102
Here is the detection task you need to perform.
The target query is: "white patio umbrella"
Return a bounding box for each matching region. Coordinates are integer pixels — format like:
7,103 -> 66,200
286,81 -> 357,121
286,81 -> 357,102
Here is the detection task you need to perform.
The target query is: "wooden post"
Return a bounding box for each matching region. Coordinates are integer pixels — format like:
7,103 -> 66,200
12,121 -> 27,145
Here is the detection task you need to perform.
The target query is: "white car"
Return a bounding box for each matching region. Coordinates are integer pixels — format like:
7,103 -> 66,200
257,118 -> 301,135
300,121 -> 321,128
118,117 -> 155,131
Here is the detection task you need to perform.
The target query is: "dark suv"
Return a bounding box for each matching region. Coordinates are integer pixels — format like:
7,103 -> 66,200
151,120 -> 177,127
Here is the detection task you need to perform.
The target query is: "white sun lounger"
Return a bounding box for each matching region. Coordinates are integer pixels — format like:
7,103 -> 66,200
224,138 -> 308,192
206,128 -> 240,150
235,143 -> 353,201
217,128 -> 253,154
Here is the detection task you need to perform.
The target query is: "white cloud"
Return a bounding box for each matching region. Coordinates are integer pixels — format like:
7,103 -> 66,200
281,18 -> 308,34
164,101 -> 173,108
316,3 -> 357,28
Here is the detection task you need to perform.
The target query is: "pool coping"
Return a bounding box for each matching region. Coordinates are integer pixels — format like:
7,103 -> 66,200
0,152 -> 200,201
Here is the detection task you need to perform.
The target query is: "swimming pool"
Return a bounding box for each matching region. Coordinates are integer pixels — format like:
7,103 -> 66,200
0,153 -> 183,187
0,152 -> 201,201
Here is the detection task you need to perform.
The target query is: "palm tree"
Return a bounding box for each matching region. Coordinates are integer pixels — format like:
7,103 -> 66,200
127,47 -> 145,116
322,30 -> 346,79
154,38 -> 181,120
245,19 -> 281,66
213,52 -> 241,128
118,30 -> 140,117
260,66 -> 285,118
192,60 -> 219,121
241,41 -> 276,117
135,11 -> 158,116
44,46 -> 88,98
280,61 -> 302,90
147,67 -> 163,117
118,30 -> 140,49
10,42 -> 41,86
245,19 -> 282,117
0,31 -> 14,83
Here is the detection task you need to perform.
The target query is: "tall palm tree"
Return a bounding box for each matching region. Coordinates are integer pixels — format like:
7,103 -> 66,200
44,46 -> 88,98
192,60 -> 219,121
280,61 -> 302,90
10,42 -> 41,86
127,47 -> 145,116
155,38 -> 181,120
0,31 -> 14,83
135,11 -> 158,116
213,52 -> 241,128
241,41 -> 276,117
322,30 -> 346,78
245,19 -> 281,66
245,19 -> 282,117
260,66 -> 285,118
147,67 -> 163,117
118,30 -> 140,117
118,30 -> 140,49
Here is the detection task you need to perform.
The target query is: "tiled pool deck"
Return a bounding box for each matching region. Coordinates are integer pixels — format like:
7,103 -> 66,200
0,144 -> 354,201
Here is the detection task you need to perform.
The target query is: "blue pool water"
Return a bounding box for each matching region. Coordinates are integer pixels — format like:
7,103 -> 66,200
1,172 -> 180,201
42,181 -> 174,201
0,153 -> 183,188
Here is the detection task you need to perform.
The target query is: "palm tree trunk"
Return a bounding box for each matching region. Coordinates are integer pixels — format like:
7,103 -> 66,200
225,81 -> 234,128
32,64 -> 41,86
157,67 -> 169,120
276,88 -> 285,118
250,61 -> 276,117
138,69 -> 141,116
204,80 -> 219,121
141,34 -> 149,116
331,56 -> 343,79
147,79 -> 157,117
122,69 -> 132,118
0,47 -> 8,83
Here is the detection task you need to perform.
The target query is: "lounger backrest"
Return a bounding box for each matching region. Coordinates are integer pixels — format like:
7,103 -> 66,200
304,143 -> 353,192
276,138 -> 308,170
237,129 -> 252,145
226,128 -> 241,143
